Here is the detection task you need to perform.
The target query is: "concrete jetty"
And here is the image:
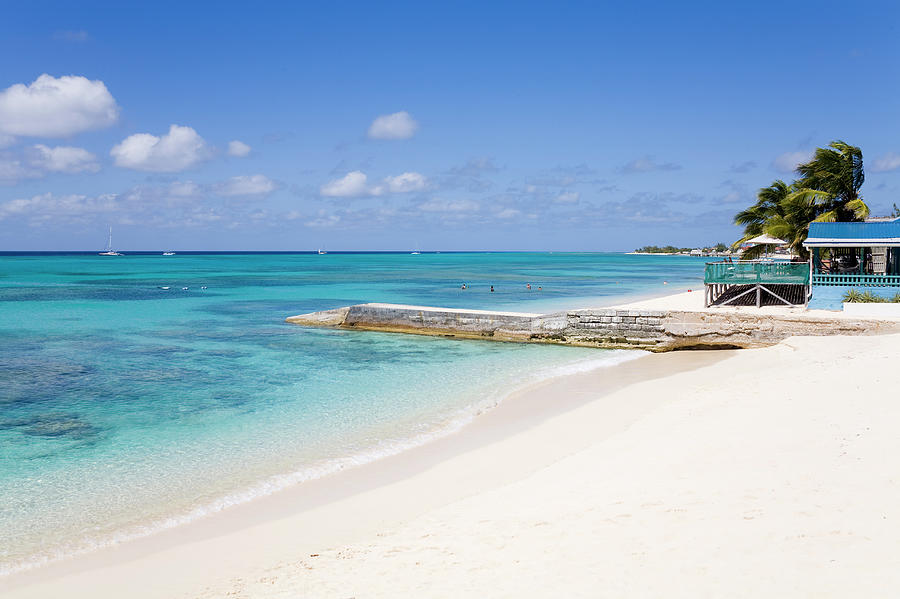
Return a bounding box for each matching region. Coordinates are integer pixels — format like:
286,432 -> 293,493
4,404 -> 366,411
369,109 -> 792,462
286,302 -> 900,351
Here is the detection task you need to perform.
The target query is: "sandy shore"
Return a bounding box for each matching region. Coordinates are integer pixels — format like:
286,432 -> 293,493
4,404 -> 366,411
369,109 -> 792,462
6,330 -> 900,597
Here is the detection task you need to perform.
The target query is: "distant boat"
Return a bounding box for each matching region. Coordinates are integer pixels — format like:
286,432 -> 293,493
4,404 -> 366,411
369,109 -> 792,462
162,251 -> 176,256
410,251 -> 421,255
98,226 -> 122,256
317,249 -> 327,255
158,286 -> 170,290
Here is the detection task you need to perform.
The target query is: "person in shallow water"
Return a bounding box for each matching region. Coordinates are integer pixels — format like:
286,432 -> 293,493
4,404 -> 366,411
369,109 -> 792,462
526,283 -> 531,290
490,285 -> 494,292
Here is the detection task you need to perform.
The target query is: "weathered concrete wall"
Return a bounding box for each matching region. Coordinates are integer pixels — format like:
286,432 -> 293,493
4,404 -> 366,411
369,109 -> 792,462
286,303 -> 900,352
288,303 -> 567,342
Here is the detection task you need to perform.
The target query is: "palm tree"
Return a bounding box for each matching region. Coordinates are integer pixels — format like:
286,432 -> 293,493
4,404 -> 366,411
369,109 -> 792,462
732,180 -> 792,259
762,191 -> 820,260
732,141 -> 871,260
792,140 -> 869,223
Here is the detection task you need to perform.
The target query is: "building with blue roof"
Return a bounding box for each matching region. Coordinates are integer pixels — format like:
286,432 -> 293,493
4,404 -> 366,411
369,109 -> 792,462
804,219 -> 900,286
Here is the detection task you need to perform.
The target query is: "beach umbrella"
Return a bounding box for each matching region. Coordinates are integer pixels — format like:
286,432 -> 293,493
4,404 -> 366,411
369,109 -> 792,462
747,234 -> 788,259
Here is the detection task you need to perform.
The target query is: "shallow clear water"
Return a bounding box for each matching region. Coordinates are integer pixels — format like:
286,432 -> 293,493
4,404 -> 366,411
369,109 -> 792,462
0,252 -> 703,572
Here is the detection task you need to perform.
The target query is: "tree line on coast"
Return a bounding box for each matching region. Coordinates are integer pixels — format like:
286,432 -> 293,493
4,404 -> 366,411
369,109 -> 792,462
634,243 -> 729,254
733,140 -> 870,260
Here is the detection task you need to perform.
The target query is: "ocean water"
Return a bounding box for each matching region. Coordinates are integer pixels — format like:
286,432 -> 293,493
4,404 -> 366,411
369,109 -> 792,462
0,252 -> 703,573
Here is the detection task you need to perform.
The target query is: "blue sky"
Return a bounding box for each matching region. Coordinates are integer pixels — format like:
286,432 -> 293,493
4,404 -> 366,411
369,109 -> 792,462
1,0 -> 899,251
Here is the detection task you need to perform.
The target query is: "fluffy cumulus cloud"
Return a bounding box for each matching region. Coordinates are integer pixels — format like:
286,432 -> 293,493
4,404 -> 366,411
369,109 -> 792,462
772,150 -> 813,173
320,171 -> 370,197
27,144 -> 99,173
871,152 -> 900,173
215,174 -> 276,197
320,171 -> 427,197
111,125 -> 210,172
227,140 -> 251,157
383,172 -> 427,193
367,111 -> 418,140
0,74 -> 119,138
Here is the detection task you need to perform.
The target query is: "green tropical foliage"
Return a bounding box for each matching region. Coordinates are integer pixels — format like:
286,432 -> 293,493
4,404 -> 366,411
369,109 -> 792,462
843,289 -> 900,303
733,140 -> 870,260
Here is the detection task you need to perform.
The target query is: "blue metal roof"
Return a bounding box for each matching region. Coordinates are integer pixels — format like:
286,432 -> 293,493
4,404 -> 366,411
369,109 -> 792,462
807,220 -> 900,242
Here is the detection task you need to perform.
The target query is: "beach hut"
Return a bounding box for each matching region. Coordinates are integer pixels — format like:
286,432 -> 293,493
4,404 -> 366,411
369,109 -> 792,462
803,220 -> 900,286
703,234 -> 808,307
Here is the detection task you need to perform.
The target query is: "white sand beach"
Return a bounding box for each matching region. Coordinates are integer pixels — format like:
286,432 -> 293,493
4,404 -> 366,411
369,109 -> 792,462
5,329 -> 900,598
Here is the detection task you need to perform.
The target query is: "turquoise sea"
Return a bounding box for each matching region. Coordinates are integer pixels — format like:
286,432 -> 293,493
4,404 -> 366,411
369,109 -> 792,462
0,252 -> 703,573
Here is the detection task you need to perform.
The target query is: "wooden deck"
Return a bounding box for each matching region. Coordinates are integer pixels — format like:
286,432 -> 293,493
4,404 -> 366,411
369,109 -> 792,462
708,284 -> 809,307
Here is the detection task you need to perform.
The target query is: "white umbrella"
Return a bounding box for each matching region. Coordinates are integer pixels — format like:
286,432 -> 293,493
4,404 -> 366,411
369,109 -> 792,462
747,234 -> 788,259
747,234 -> 787,245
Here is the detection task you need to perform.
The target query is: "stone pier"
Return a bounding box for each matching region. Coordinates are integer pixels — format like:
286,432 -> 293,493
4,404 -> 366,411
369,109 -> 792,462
286,302 -> 900,352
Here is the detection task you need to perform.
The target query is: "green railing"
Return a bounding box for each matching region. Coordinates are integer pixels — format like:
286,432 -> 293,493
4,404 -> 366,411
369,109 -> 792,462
704,261 -> 810,286
813,273 -> 900,287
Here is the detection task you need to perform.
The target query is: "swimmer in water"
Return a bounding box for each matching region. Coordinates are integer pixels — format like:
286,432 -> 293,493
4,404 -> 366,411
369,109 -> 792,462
490,285 -> 494,292
526,283 -> 531,290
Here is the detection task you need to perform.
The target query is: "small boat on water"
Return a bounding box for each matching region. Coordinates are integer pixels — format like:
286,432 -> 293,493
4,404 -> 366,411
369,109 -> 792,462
317,248 -> 327,255
98,226 -> 123,256
162,251 -> 176,256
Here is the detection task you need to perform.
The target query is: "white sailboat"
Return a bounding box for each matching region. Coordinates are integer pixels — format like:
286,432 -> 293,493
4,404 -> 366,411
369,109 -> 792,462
162,251 -> 176,256
98,226 -> 122,256
317,248 -> 327,255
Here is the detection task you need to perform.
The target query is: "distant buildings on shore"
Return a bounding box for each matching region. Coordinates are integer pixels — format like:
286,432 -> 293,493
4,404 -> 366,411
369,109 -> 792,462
631,244 -> 737,257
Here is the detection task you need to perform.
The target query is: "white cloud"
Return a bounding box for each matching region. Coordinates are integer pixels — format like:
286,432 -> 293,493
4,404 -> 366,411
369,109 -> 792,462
111,125 -> 210,172
227,140 -> 251,157
321,170 -> 427,197
419,198 -> 480,212
0,74 -> 119,138
367,111 -> 418,140
772,150 -> 813,173
215,174 -> 276,197
305,213 -> 341,228
383,172 -> 427,193
27,144 -> 99,173
554,191 -> 580,204
0,157 -> 31,181
321,171 -> 370,197
0,192 -> 118,222
496,208 -> 521,219
168,181 -> 202,198
871,152 -> 900,173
